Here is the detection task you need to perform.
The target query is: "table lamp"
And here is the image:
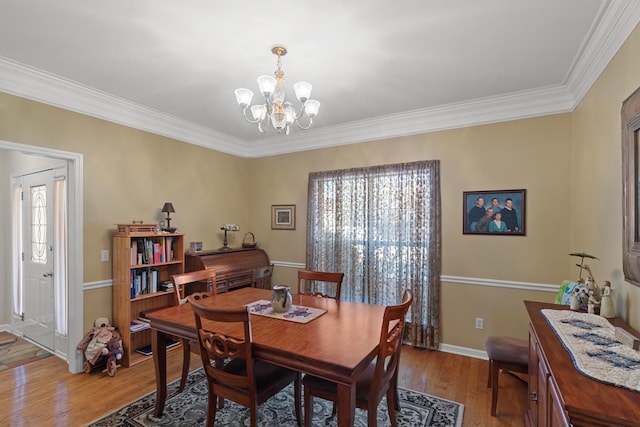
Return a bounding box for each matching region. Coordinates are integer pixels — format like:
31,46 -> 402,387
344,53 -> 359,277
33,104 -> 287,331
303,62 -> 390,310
161,202 -> 176,232
220,224 -> 239,250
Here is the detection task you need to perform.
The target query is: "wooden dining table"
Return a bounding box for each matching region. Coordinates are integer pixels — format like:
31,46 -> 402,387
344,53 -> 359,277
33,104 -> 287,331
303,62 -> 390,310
145,287 -> 387,427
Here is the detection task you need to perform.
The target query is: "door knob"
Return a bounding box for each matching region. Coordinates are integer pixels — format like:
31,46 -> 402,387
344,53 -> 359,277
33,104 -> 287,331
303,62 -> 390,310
43,272 -> 53,277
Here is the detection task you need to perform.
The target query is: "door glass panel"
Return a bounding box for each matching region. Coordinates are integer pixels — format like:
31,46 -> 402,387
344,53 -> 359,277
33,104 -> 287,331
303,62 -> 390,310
31,184 -> 47,264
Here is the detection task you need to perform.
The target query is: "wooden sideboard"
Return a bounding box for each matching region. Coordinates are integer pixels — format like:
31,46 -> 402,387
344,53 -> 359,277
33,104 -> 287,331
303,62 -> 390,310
185,247 -> 272,293
524,301 -> 640,427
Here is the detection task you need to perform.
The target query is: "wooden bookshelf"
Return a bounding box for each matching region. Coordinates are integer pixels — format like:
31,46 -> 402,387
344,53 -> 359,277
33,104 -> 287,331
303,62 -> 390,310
112,226 -> 184,367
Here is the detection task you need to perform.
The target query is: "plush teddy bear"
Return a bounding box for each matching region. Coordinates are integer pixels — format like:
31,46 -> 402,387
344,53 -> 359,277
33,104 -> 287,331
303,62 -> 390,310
77,317 -> 121,366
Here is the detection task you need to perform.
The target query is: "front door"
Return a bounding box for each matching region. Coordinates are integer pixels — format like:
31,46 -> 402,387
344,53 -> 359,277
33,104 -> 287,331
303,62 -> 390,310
22,169 -> 55,350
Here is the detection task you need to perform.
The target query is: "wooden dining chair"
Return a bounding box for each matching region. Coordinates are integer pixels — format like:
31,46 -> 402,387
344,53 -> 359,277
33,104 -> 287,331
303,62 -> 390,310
189,297 -> 302,427
297,269 -> 344,300
302,289 -> 413,427
171,269 -> 217,392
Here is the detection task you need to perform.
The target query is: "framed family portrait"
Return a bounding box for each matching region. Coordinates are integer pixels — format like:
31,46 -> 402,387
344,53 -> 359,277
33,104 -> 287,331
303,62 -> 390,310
271,204 -> 296,230
463,189 -> 526,235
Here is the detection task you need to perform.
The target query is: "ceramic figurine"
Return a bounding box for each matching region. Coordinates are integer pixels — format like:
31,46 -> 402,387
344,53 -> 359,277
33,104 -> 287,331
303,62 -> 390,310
587,290 -> 600,314
570,288 -> 581,311
599,281 -> 615,318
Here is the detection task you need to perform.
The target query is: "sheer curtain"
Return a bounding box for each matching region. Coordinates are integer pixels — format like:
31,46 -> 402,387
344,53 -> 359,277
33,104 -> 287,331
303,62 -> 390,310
12,184 -> 23,316
54,176 -> 67,336
306,160 -> 441,349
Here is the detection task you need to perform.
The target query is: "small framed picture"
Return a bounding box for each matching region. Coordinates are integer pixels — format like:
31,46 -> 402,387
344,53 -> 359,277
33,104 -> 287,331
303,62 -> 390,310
271,204 -> 296,230
463,189 -> 526,235
189,241 -> 203,253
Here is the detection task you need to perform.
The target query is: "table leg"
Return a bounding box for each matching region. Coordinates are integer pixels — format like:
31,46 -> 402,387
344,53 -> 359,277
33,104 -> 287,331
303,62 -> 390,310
152,329 -> 168,418
336,383 -> 356,427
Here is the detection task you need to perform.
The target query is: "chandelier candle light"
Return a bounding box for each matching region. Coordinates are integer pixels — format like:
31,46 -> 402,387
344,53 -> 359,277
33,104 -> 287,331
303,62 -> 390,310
234,45 -> 320,135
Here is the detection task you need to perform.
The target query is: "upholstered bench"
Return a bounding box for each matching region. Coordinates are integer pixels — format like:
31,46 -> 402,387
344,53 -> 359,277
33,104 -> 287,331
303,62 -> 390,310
485,336 -> 529,416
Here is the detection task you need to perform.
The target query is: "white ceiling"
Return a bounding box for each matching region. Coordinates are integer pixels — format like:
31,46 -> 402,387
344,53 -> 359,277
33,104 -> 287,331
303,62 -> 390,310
1,1 -> 639,158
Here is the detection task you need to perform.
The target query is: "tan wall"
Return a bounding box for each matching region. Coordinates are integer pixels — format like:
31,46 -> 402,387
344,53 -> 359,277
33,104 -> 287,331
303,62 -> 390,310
3,22 -> 640,349
442,284 -> 552,349
248,115 -> 573,348
0,93 -> 252,332
250,115 -> 573,283
569,23 -> 640,327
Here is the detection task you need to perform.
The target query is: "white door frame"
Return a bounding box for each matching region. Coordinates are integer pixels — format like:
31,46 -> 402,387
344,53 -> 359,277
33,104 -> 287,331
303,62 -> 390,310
3,140 -> 83,374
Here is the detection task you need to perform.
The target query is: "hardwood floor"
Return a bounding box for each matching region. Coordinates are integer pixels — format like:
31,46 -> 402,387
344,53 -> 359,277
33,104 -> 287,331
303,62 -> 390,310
0,346 -> 528,426
398,347 -> 528,426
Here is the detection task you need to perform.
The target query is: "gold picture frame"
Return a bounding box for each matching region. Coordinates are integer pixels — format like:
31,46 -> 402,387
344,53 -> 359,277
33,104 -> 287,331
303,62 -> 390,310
271,204 -> 296,230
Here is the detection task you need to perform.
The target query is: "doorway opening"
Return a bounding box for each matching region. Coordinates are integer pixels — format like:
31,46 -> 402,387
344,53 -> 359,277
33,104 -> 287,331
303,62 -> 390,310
3,140 -> 83,373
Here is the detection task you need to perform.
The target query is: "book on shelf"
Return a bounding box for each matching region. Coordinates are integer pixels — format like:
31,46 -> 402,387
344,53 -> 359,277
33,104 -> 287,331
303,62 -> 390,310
137,239 -> 147,264
130,242 -> 137,265
150,269 -> 158,293
129,269 -> 161,297
158,280 -> 173,292
130,319 -> 150,332
135,338 -> 179,356
153,242 -> 162,264
165,236 -> 174,262
141,270 -> 148,294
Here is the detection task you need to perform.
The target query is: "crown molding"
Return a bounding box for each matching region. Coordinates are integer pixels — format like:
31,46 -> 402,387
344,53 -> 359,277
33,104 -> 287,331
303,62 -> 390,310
0,57 -> 252,157
564,0 -> 640,106
249,85 -> 575,157
0,0 -> 638,159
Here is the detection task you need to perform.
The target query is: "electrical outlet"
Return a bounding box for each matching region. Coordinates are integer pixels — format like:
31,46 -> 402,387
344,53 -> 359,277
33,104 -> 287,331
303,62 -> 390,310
475,317 -> 484,330
101,250 -> 109,262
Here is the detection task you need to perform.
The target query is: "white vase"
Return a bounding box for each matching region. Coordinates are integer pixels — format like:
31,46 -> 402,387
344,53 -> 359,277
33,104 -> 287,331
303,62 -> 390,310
271,285 -> 292,313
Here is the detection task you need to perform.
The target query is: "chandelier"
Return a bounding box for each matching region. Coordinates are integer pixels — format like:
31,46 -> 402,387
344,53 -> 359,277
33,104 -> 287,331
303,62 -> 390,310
234,45 -> 320,135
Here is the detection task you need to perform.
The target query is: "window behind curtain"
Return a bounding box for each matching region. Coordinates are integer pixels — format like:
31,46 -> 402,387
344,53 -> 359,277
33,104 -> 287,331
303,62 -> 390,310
306,160 -> 441,349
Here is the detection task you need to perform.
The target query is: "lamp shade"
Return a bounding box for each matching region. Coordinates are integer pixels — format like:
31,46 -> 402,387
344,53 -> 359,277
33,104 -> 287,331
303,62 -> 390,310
234,88 -> 253,107
251,104 -> 267,121
293,81 -> 312,102
161,202 -> 175,214
257,75 -> 276,98
304,99 -> 320,117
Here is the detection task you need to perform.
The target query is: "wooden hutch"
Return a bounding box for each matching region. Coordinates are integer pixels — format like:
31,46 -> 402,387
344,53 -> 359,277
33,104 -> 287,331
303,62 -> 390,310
525,301 -> 640,426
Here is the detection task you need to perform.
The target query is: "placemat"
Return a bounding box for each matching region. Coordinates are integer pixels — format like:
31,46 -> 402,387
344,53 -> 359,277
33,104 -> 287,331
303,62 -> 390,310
541,309 -> 640,392
247,300 -> 327,324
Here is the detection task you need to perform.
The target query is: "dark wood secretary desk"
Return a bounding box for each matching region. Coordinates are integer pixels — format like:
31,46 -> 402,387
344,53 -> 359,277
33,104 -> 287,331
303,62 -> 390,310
185,247 -> 272,293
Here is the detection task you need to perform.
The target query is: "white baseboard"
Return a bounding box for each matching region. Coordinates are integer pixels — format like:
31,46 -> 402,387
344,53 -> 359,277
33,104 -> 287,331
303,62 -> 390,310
438,343 -> 488,360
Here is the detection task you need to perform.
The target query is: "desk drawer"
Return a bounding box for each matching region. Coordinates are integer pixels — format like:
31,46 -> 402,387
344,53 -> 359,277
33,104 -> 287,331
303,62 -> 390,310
228,271 -> 253,290
215,270 -> 253,293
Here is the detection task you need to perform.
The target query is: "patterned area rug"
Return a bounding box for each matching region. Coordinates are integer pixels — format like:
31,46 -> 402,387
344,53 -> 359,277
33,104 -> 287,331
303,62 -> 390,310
0,332 -> 52,371
88,368 -> 464,427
